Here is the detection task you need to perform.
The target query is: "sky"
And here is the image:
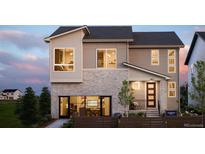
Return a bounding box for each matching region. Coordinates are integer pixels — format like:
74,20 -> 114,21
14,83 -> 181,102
0,25 -> 205,94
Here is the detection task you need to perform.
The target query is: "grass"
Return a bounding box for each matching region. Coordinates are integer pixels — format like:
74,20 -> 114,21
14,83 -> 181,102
0,101 -> 24,128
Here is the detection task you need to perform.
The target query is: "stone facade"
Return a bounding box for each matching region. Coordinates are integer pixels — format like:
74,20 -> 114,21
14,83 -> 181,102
51,69 -> 128,118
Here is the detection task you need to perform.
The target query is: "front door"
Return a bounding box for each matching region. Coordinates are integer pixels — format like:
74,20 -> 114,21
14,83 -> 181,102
147,82 -> 156,107
59,96 -> 69,118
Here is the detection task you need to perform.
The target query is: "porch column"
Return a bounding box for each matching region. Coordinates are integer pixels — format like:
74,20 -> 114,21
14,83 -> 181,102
159,80 -> 167,113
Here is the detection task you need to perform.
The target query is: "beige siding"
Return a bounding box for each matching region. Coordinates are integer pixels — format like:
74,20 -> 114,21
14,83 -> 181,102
83,42 -> 128,68
129,48 -> 180,110
49,30 -> 85,82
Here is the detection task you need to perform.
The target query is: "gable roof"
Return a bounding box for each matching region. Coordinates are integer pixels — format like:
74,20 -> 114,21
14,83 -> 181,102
185,32 -> 205,65
123,62 -> 171,80
45,26 -> 133,42
45,26 -> 184,46
130,32 -> 184,47
2,89 -> 20,93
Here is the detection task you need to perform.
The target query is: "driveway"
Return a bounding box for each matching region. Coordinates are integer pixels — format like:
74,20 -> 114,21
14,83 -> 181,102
46,119 -> 69,128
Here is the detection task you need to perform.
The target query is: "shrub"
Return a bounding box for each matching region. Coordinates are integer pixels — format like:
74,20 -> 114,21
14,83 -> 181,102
128,112 -> 145,117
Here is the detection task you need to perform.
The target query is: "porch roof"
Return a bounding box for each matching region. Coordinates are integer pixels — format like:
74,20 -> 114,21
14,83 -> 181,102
123,62 -> 171,80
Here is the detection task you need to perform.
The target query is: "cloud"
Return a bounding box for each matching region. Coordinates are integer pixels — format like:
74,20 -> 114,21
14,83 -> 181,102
0,30 -> 47,50
23,78 -> 46,84
24,53 -> 38,61
194,26 -> 205,32
0,51 -> 49,94
179,45 -> 189,84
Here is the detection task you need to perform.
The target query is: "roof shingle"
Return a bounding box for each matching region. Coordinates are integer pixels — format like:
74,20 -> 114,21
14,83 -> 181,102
84,26 -> 133,40
130,32 -> 184,46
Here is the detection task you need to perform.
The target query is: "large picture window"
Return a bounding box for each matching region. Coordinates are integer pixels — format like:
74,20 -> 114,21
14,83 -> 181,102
54,48 -> 74,71
151,49 -> 159,65
168,49 -> 176,73
97,48 -> 117,68
168,81 -> 176,97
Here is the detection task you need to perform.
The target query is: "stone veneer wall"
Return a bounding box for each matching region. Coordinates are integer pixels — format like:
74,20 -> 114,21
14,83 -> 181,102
51,69 -> 128,119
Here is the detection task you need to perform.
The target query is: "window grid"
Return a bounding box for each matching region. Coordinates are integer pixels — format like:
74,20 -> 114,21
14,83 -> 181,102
96,48 -> 117,69
168,49 -> 176,73
168,81 -> 176,97
54,48 -> 74,72
151,49 -> 159,65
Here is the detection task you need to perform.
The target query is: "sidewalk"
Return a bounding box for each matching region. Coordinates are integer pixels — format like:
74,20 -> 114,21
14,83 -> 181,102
46,119 -> 69,128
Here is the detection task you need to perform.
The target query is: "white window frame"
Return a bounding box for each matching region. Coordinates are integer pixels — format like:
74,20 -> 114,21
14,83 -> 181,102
168,81 -> 176,97
168,49 -> 176,73
96,48 -> 117,69
53,48 -> 75,72
151,49 -> 159,65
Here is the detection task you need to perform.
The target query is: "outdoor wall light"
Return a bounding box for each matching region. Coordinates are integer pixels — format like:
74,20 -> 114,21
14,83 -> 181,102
132,81 -> 140,90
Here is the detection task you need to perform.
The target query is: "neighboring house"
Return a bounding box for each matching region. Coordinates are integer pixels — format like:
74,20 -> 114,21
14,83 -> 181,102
45,26 -> 184,119
0,89 -> 22,100
185,32 -> 205,105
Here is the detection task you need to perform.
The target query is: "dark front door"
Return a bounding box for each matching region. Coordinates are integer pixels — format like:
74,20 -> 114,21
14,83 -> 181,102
147,82 -> 156,107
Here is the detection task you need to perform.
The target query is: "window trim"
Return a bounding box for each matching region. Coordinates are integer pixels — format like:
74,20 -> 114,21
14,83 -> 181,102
168,81 -> 176,98
53,48 -> 75,72
168,49 -> 176,73
96,48 -> 117,69
151,49 -> 159,65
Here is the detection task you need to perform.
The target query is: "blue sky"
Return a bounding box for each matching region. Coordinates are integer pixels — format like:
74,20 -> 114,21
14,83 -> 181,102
0,25 -> 204,94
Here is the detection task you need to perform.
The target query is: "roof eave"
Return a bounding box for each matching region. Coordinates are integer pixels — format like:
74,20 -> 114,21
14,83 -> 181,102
123,62 -> 171,80
184,33 -> 198,65
44,25 -> 89,43
129,45 -> 184,48
83,39 -> 134,43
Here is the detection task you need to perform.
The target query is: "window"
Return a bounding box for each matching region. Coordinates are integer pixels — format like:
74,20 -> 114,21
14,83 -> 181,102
54,48 -> 74,71
151,49 -> 159,65
168,49 -> 176,73
168,81 -> 176,97
97,49 -> 117,68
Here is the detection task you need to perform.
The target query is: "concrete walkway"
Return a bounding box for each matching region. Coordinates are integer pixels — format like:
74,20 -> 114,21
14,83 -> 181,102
46,119 -> 69,128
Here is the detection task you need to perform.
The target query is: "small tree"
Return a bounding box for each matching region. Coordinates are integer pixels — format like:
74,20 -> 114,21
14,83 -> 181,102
17,87 -> 38,126
39,87 -> 51,117
189,61 -> 205,111
118,80 -> 134,116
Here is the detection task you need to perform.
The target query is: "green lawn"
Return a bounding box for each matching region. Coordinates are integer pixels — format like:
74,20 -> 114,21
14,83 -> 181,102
0,101 -> 24,128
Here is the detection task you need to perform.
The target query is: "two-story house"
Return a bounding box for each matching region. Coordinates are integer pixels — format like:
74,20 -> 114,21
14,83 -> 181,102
45,26 -> 184,119
185,32 -> 205,105
0,89 -> 22,100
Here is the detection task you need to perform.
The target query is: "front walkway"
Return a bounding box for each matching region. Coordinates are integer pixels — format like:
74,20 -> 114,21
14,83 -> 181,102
46,119 -> 69,128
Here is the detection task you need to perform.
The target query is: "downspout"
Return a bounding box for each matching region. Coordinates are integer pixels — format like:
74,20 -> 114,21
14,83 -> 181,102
126,41 -> 129,63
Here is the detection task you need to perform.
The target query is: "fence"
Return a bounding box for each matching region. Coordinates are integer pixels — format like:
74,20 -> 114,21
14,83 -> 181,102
73,117 -> 118,128
73,116 -> 205,128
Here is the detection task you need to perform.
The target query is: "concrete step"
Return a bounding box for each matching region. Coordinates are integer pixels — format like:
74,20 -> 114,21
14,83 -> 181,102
146,109 -> 160,117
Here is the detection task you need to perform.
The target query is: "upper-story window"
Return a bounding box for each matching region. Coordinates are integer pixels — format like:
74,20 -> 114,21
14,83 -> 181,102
54,48 -> 74,72
168,81 -> 176,97
97,48 -> 117,68
151,49 -> 159,65
168,49 -> 176,73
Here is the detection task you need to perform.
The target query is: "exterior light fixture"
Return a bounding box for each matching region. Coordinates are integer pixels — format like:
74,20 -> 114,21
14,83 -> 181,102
132,81 -> 140,90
